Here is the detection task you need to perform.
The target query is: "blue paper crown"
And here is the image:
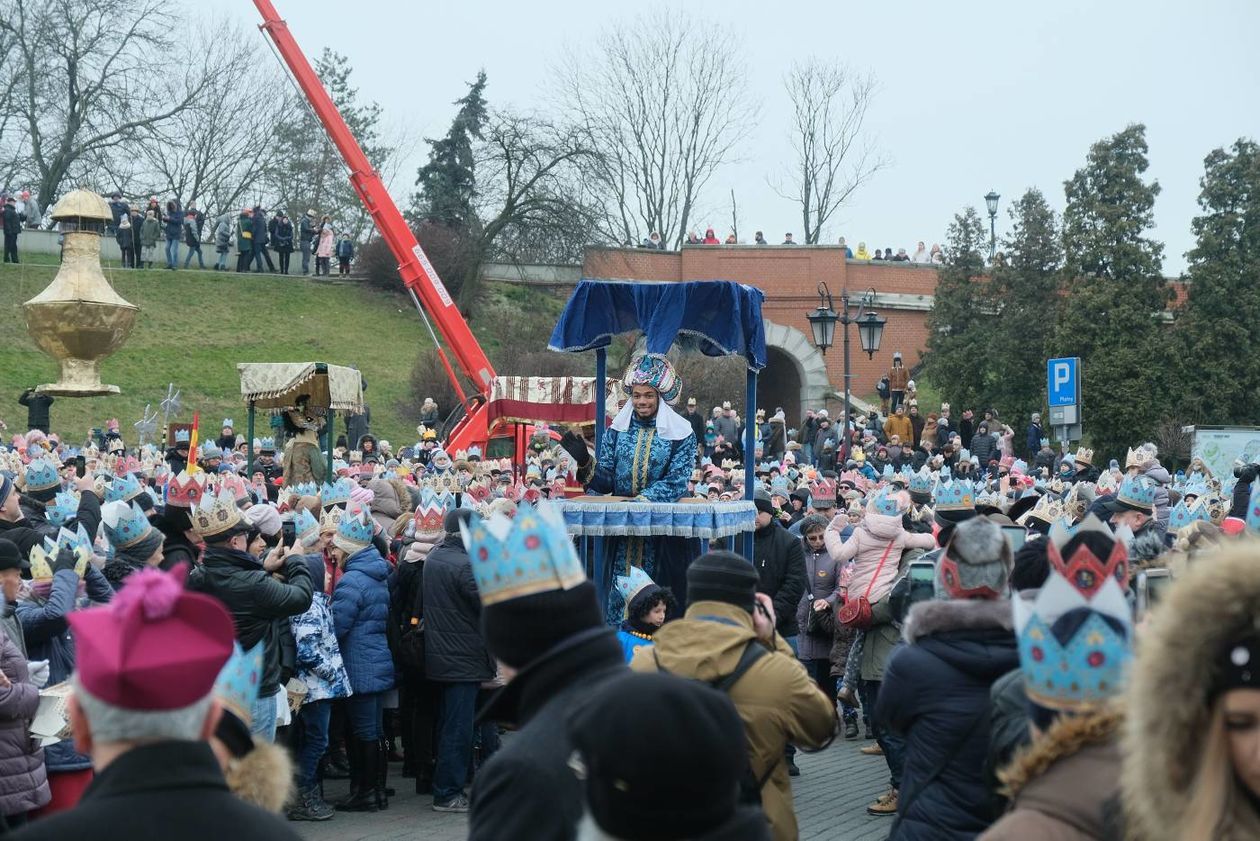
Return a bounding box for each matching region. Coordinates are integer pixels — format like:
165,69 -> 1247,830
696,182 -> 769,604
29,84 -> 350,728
214,641 -> 263,723
460,500 -> 586,606
255,436 -> 275,452
174,428 -> 190,444
1116,475 -> 1157,511
1012,459 -> 1029,475
291,508 -> 320,546
908,468 -> 934,495
23,458 -> 60,493
292,481 -> 319,498
869,486 -> 906,517
615,566 -> 656,607
1169,498 -> 1212,532
105,472 -> 144,503
881,464 -> 894,479
222,418 -> 235,428
770,476 -> 789,495
435,490 -> 456,512
934,478 -> 975,511
1014,572 -> 1132,713
45,491 -> 79,528
102,499 -> 154,549
1182,475 -> 1209,499
321,478 -> 355,507
335,506 -> 375,549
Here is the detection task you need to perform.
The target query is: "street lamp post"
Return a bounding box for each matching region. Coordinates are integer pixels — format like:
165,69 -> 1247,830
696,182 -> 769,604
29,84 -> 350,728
985,190 -> 1000,263
807,282 -> 884,451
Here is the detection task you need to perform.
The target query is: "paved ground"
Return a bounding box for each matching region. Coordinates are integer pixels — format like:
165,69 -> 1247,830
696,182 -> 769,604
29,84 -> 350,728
296,733 -> 894,841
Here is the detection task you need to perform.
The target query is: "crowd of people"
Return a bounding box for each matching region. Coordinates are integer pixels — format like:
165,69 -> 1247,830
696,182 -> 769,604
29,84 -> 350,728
635,227 -> 946,264
0,350 -> 1256,841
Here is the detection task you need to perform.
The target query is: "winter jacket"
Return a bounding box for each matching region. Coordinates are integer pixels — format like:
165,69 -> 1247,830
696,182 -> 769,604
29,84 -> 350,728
1025,423 -> 1043,457
2,206 -> 21,237
331,545 -> 394,695
335,238 -> 354,260
713,414 -> 738,447
182,216 -> 200,247
421,533 -> 495,683
876,599 -> 1019,841
979,708 -> 1123,841
299,215 -> 316,248
986,668 -> 1030,801
18,390 -> 52,433
214,215 -> 232,252
187,546 -> 313,697
289,575 -> 352,703
0,626 -> 49,817
631,601 -> 836,841
236,213 -> 253,252
272,219 -> 294,251
824,511 -> 935,606
139,217 -> 160,248
884,414 -> 914,443
250,210 -> 268,248
162,207 -> 182,241
795,546 -> 843,660
888,365 -> 910,392
469,629 -> 626,841
970,432 -> 997,469
316,228 -> 334,258
1140,462 -> 1172,529
107,199 -> 130,228
752,523 -> 806,639
17,567 -> 114,686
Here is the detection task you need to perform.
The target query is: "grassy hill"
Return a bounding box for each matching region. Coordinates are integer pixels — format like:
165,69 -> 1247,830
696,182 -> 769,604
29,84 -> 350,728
0,258 -> 568,447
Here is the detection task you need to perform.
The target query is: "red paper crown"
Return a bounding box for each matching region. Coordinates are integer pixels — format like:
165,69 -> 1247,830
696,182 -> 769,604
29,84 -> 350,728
165,471 -> 207,509
1046,516 -> 1129,598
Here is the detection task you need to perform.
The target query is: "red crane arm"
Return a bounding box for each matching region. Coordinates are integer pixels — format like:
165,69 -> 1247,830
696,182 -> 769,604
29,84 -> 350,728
252,0 -> 494,452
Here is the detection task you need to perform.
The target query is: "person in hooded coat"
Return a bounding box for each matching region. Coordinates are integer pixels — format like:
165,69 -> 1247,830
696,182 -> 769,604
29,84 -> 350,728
875,516 -> 1018,839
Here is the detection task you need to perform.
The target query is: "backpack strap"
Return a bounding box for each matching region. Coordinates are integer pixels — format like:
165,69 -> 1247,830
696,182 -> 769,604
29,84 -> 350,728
710,640 -> 768,693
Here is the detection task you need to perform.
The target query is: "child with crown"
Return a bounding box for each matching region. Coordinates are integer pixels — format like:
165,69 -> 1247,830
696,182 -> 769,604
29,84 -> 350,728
558,353 -> 699,622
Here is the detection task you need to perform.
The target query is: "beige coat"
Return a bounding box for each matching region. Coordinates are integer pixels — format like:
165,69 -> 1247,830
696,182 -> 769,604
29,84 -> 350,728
630,601 -> 835,841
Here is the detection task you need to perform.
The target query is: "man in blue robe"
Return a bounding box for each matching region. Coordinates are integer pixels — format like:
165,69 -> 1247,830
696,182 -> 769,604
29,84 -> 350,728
561,354 -> 699,622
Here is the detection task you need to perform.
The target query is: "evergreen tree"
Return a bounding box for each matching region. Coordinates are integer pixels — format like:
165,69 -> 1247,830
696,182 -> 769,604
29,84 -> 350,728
410,71 -> 488,226
1050,125 -> 1168,461
1171,139 -> 1260,424
989,189 -> 1062,445
923,207 -> 994,414
264,49 -> 390,239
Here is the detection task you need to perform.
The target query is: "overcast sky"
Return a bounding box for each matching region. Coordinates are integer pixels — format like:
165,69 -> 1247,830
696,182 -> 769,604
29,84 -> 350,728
219,0 -> 1257,274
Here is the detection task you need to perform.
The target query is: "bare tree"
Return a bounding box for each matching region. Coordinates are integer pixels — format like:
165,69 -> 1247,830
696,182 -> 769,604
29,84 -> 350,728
0,8 -> 28,189
0,0 -> 216,209
775,58 -> 887,244
555,14 -> 757,248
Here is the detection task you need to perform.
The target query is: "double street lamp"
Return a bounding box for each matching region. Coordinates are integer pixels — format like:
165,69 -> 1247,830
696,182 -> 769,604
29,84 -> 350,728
806,282 -> 884,434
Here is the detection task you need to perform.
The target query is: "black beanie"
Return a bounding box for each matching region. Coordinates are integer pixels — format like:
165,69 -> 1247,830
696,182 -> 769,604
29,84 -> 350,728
444,508 -> 472,534
0,539 -> 27,572
686,551 -> 758,612
481,580 -> 603,669
569,672 -> 748,840
752,488 -> 774,517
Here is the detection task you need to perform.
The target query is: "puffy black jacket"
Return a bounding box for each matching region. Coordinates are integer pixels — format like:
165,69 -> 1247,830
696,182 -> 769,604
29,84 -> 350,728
969,432 -> 996,469
421,534 -> 494,683
751,522 -> 806,638
876,599 -> 1018,841
189,546 -> 313,696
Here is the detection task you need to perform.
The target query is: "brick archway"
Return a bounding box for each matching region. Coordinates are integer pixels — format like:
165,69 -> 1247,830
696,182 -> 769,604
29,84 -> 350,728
762,320 -> 832,424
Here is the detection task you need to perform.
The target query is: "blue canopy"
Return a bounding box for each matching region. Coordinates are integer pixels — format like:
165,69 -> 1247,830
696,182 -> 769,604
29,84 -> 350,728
548,280 -> 767,371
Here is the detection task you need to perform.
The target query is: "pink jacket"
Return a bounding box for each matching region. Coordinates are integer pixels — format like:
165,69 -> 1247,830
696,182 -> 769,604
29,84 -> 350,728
316,228 -> 335,258
824,512 -> 936,605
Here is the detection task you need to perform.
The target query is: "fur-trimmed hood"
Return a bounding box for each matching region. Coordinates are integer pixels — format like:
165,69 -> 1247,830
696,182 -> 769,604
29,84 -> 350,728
1000,705 -> 1122,799
1122,541 -> 1260,841
225,740 -> 294,814
903,597 -> 1013,644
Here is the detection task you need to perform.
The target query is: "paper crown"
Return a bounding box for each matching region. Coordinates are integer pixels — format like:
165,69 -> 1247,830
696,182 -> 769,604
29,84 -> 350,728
104,472 -> 144,504
165,470 -> 207,508
217,473 -> 248,502
1073,446 -> 1094,466
1013,572 -> 1133,714
23,458 -> 60,493
102,500 -> 155,550
465,481 -> 491,503
881,464 -> 895,480
413,489 -> 446,534
1094,470 -> 1117,494
191,487 -> 245,539
214,641 -> 264,725
222,418 -> 234,428
908,468 -> 934,496
291,508 -> 320,547
174,428 -> 191,444
1011,459 -> 1029,475
616,566 -> 656,608
1047,514 -> 1129,598
291,481 -> 319,498
460,500 -> 586,607
44,491 -> 80,529
320,478 -> 356,508
770,476 -> 789,495
869,486 -> 907,517
1019,494 -> 1064,526
622,353 -> 682,406
1182,475 -> 1210,499
69,567 -> 234,712
29,525 -> 93,580
334,505 -> 375,552
1114,475 -> 1157,512
254,436 -> 276,452
319,507 -> 342,534
934,479 -> 976,512
1169,498 -> 1212,532
1124,447 -> 1153,470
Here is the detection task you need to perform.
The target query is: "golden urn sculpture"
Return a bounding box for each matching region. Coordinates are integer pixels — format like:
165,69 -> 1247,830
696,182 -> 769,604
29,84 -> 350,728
22,188 -> 138,396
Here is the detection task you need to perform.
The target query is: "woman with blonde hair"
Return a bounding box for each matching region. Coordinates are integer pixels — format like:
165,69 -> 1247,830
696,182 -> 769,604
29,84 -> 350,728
1123,542 -> 1260,840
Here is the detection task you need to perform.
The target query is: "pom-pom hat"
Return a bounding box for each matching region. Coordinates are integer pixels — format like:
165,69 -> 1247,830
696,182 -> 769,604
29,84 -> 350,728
69,566 -> 234,711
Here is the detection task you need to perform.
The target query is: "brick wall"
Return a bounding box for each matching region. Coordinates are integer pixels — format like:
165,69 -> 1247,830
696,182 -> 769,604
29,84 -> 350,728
583,245 -> 940,399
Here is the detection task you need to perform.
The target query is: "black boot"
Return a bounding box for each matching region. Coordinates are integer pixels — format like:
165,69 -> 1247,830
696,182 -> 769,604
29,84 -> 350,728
335,738 -> 378,813
287,784 -> 334,821
376,738 -> 392,809
845,717 -> 859,740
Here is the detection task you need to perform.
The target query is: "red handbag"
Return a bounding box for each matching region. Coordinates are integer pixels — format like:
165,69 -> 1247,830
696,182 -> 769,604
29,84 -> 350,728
837,539 -> 896,630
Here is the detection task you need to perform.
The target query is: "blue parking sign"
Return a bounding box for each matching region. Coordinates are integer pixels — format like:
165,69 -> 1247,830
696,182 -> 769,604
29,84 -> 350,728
1047,357 -> 1080,407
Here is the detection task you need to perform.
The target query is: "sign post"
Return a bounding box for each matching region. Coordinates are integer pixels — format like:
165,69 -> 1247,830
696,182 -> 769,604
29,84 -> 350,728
1046,357 -> 1082,444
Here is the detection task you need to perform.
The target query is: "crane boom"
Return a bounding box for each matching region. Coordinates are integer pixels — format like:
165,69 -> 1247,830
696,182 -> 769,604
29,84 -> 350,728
253,0 -> 495,453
